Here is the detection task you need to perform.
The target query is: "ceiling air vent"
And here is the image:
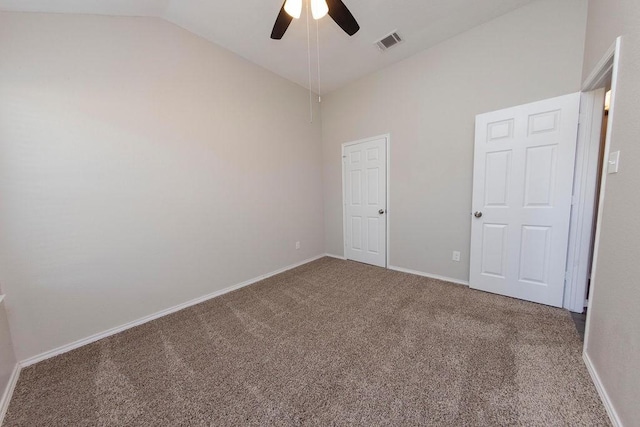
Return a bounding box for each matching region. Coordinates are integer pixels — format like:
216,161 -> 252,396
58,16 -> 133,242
376,32 -> 403,51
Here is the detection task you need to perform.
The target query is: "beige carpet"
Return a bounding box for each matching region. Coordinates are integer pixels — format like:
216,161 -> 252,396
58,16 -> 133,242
3,257 -> 609,426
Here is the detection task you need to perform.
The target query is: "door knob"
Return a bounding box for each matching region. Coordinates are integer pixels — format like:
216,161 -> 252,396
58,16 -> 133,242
474,211 -> 483,218
379,209 -> 385,215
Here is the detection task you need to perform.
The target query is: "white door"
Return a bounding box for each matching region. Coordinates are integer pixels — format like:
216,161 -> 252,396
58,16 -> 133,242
343,137 -> 387,268
470,93 -> 580,307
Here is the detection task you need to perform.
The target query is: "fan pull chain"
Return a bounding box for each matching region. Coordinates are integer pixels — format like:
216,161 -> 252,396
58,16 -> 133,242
316,18 -> 322,102
306,0 -> 313,123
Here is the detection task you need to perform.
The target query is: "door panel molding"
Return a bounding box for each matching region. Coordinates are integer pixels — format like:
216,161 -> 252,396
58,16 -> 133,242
342,134 -> 390,268
470,93 -> 581,307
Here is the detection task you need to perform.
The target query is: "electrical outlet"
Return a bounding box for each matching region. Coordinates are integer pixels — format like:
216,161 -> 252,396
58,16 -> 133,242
295,241 -> 301,250
452,251 -> 461,262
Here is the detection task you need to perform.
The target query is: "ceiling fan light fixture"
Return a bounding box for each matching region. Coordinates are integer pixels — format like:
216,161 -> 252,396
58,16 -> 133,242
311,0 -> 329,20
271,0 -> 359,40
284,0 -> 302,19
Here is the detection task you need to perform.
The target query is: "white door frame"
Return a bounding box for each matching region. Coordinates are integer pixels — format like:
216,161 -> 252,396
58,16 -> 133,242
342,134 -> 391,268
582,38 -> 621,352
563,41 -> 618,313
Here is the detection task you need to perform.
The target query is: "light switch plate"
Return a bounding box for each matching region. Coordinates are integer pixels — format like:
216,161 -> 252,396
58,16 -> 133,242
608,151 -> 620,174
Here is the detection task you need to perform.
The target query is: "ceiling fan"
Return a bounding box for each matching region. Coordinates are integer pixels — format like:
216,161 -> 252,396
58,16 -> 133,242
270,0 -> 360,40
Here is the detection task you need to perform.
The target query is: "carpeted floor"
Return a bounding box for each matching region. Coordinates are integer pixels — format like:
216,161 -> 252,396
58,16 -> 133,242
3,257 -> 609,426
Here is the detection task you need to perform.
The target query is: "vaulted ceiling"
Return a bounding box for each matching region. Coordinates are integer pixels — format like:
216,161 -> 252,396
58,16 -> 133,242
0,0 -> 538,93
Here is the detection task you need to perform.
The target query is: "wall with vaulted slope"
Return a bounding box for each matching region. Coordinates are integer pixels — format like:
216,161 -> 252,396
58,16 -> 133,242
0,12 -> 324,361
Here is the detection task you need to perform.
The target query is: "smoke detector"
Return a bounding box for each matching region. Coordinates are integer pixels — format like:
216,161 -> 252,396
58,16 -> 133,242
376,31 -> 403,51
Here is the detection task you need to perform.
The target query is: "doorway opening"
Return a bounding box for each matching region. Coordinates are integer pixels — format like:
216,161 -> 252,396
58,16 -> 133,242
566,39 -> 619,340
568,87 -> 610,338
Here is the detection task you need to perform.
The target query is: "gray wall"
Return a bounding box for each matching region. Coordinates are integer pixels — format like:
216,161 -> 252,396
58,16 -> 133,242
582,0 -> 640,78
582,1 -> 640,424
321,0 -> 588,281
0,12 -> 325,361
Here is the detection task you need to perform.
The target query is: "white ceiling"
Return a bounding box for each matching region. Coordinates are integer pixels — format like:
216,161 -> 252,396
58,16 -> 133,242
0,0 -> 537,93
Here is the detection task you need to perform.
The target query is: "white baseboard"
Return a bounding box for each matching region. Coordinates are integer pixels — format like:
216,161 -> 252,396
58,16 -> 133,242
0,363 -> 21,425
20,254 -> 326,367
583,352 -> 622,427
325,257 -> 469,286
388,265 -> 470,286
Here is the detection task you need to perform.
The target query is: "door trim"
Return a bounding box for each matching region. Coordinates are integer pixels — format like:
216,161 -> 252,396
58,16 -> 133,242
563,88 -> 606,313
342,134 -> 390,268
582,41 -> 616,92
579,36 -> 625,427
583,38 -> 621,353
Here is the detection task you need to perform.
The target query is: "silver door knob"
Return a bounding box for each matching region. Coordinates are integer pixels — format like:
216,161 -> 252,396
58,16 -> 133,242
474,211 -> 483,218
379,209 -> 385,215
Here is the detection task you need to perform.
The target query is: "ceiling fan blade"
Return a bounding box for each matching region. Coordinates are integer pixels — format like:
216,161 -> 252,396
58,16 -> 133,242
326,0 -> 360,36
271,1 -> 294,40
